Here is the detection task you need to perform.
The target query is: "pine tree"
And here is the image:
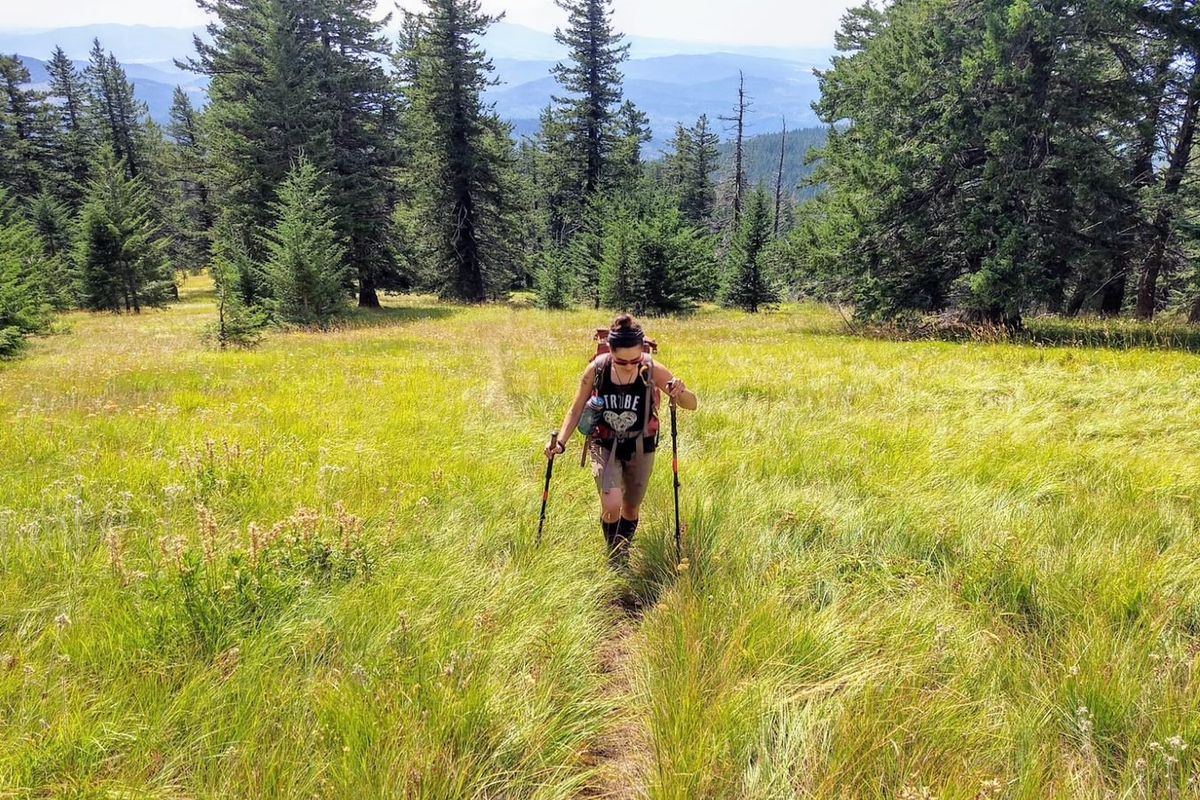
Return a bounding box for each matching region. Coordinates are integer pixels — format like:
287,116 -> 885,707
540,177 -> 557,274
678,114 -> 720,228
0,188 -> 52,356
186,0 -> 332,289
45,46 -> 92,207
262,156 -> 348,326
610,100 -> 650,190
401,0 -> 524,302
663,122 -> 693,191
599,207 -> 638,310
74,146 -> 174,313
206,253 -> 269,348
310,0 -> 403,307
722,186 -> 778,313
0,55 -> 55,198
28,190 -> 75,309
551,0 -> 630,198
535,247 -> 575,309
85,42 -> 147,179
165,88 -> 213,272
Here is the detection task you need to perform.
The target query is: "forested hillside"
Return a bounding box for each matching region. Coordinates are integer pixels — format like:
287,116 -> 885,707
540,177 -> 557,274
5,0 -> 1200,362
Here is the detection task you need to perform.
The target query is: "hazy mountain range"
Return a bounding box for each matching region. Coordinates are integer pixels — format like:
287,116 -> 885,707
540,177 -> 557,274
2,21 -> 832,154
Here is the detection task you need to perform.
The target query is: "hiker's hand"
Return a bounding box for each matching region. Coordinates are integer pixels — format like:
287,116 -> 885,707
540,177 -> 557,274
544,439 -> 566,459
667,379 -> 687,401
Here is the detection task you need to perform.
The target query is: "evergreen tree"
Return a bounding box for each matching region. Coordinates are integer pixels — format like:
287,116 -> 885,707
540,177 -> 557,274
535,247 -> 576,309
630,195 -> 706,315
722,186 -> 778,313
262,156 -> 348,326
45,46 -> 92,207
610,100 -> 651,190
311,0 -> 404,307
804,0 -> 1144,326
677,114 -> 720,227
599,206 -> 637,310
187,0 -> 332,292
28,190 -> 76,309
551,0 -> 630,198
663,122 -> 693,191
0,55 -> 55,198
0,188 -> 52,356
74,146 -> 174,313
565,193 -> 610,307
206,256 -> 270,348
166,87 -> 213,273
400,0 -> 525,301
85,41 -> 147,179
598,188 -> 710,314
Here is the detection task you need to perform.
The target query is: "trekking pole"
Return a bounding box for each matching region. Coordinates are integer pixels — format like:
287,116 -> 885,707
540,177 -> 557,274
537,431 -> 559,547
668,383 -> 684,567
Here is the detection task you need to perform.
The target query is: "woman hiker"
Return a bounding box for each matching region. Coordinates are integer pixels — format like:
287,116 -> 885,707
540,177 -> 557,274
544,314 -> 699,564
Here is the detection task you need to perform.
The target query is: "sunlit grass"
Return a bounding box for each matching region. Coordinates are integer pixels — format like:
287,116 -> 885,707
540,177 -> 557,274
1,275 -> 1199,797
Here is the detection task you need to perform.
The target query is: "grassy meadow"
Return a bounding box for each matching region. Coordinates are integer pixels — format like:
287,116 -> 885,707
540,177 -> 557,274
2,276 -> 1200,799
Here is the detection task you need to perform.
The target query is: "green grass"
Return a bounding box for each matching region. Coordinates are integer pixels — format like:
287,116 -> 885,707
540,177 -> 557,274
2,276 -> 1199,798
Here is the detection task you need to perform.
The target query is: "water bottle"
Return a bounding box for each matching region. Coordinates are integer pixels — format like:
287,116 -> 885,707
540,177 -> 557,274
578,393 -> 605,436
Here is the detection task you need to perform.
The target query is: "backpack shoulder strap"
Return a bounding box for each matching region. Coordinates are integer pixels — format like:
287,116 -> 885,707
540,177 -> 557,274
641,356 -> 655,436
594,353 -> 610,393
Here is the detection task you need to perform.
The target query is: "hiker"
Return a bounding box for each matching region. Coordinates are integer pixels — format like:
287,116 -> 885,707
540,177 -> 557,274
544,314 -> 698,562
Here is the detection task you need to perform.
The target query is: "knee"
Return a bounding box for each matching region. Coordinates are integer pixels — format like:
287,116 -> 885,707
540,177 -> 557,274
601,490 -> 624,522
621,501 -> 641,520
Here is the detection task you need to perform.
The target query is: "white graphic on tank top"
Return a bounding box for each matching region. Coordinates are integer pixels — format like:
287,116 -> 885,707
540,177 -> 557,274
603,410 -> 638,432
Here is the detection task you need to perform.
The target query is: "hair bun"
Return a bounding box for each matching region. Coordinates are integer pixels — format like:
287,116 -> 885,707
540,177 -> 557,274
611,313 -> 641,333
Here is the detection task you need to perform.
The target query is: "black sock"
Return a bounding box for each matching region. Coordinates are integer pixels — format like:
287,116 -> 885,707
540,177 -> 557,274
616,516 -> 639,547
601,517 -> 620,550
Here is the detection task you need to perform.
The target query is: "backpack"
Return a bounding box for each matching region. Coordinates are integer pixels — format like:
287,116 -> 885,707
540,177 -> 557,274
580,328 -> 662,468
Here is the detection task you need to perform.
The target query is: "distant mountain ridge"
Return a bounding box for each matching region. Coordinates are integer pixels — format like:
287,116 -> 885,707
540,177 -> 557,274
2,21 -> 830,149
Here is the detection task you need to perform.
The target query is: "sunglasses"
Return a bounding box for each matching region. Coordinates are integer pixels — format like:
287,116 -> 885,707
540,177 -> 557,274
612,354 -> 643,366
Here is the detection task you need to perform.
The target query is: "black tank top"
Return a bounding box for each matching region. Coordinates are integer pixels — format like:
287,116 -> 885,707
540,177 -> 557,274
596,356 -> 659,457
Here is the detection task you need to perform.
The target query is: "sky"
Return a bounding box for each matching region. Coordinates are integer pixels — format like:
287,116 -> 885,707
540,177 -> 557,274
0,0 -> 858,48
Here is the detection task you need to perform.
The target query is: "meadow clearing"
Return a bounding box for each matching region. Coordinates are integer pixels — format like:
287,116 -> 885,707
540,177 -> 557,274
2,277 -> 1200,799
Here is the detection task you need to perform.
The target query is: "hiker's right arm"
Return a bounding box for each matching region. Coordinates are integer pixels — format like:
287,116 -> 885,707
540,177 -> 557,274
547,363 -> 596,459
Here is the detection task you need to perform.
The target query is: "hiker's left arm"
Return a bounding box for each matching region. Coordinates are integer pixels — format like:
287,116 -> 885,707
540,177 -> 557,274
653,363 -> 698,411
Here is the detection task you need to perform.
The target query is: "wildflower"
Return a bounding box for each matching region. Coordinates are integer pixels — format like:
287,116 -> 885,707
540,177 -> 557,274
106,529 -> 125,581
350,664 -> 368,686
292,507 -> 320,542
676,558 -> 691,573
1134,758 -> 1147,773
976,778 -> 1002,799
197,504 -> 219,564
335,503 -> 364,551
1,653 -> 14,671
216,646 -> 240,674
55,613 -> 71,629
159,535 -> 186,569
249,522 -> 263,564
1168,735 -> 1187,752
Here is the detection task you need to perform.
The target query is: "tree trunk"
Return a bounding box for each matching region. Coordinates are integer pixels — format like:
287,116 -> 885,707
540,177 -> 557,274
358,276 -> 381,308
1136,66 -> 1200,320
774,119 -> 787,238
1099,264 -> 1127,316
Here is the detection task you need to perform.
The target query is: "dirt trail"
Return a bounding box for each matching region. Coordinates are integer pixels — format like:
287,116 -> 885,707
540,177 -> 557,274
578,597 -> 652,799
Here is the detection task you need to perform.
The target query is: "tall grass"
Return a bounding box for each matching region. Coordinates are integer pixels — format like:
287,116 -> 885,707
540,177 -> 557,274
1,276 -> 1198,797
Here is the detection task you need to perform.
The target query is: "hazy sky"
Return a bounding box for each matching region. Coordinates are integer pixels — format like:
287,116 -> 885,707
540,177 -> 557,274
0,0 -> 858,48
